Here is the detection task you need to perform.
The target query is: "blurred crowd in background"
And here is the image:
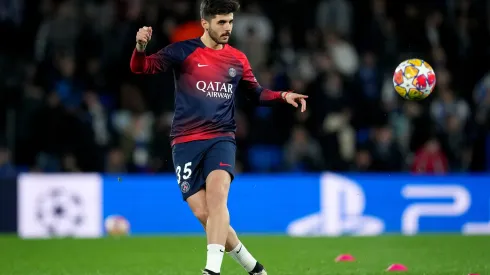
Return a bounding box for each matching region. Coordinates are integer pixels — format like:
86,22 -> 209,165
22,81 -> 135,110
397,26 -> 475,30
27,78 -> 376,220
0,0 -> 489,175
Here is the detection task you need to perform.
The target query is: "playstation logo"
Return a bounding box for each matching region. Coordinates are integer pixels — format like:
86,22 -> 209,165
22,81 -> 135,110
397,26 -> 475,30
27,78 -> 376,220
287,173 -> 384,236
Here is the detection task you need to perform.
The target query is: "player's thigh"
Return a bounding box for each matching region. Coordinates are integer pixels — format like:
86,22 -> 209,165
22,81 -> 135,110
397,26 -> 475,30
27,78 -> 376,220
202,138 -> 236,198
171,141 -> 206,201
203,138 -> 236,182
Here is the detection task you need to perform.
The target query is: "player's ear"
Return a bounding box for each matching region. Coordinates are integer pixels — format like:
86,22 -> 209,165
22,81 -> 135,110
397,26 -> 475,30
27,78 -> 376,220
201,18 -> 208,30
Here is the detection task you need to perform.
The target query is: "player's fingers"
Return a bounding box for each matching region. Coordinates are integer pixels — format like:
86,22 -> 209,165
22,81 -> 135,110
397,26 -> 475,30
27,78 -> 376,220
291,101 -> 299,108
136,36 -> 145,43
300,98 -> 307,112
290,93 -> 307,98
141,27 -> 150,38
137,36 -> 147,43
137,31 -> 146,39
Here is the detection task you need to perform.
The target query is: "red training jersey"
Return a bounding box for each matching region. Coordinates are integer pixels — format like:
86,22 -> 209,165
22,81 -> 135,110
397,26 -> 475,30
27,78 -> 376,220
130,37 -> 283,146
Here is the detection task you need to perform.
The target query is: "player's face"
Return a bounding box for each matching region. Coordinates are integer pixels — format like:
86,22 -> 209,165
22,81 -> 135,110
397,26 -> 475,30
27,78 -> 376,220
207,14 -> 233,44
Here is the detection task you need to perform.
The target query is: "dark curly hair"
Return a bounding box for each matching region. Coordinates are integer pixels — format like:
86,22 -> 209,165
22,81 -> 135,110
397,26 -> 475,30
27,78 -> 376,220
200,0 -> 240,20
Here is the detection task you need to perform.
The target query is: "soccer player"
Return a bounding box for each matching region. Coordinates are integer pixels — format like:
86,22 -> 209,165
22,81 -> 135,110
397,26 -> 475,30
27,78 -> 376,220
130,0 -> 308,274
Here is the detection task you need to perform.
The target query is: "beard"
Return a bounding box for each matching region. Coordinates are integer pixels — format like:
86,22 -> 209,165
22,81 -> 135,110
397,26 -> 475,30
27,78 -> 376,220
208,27 -> 231,44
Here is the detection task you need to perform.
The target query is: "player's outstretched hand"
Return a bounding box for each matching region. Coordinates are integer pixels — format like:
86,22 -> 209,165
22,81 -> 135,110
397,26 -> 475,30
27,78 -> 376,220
136,26 -> 153,52
282,91 -> 308,112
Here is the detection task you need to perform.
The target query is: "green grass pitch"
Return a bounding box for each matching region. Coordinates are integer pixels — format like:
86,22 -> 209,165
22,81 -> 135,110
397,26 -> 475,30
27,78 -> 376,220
0,235 -> 488,275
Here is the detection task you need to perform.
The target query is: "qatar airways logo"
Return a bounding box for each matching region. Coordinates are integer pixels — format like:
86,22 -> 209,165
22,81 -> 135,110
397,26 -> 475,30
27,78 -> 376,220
196,81 -> 234,99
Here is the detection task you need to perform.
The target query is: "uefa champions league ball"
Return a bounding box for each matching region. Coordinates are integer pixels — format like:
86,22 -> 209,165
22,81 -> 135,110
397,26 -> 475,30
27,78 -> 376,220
104,215 -> 130,236
393,59 -> 436,100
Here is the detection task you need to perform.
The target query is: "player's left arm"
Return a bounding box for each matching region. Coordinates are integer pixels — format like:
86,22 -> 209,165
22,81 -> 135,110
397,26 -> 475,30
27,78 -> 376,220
239,55 -> 307,112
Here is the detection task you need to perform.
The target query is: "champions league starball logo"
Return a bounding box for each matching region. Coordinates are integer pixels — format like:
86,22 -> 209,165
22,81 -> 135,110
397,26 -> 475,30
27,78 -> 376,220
35,187 -> 86,237
18,174 -> 102,239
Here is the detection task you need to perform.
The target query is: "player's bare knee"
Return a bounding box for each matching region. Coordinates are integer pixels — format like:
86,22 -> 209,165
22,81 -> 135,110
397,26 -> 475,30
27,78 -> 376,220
205,170 -> 231,207
193,207 -> 209,225
186,190 -> 209,225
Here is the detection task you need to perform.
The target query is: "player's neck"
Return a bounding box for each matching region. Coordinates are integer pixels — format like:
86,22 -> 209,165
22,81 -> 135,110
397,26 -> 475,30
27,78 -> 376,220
200,35 -> 224,50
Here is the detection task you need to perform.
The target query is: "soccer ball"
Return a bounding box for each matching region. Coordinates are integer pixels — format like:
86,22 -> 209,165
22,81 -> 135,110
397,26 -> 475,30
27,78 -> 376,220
393,58 -> 436,100
104,215 -> 130,236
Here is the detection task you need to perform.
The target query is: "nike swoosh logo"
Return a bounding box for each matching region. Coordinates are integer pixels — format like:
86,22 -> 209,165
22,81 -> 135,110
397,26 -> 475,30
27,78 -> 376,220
219,249 -> 224,252
198,64 -> 208,67
236,244 -> 242,253
219,162 -> 232,167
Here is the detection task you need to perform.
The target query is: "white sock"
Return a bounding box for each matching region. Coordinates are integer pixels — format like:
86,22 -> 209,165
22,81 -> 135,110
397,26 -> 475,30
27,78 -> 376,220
227,242 -> 257,272
205,244 -> 225,273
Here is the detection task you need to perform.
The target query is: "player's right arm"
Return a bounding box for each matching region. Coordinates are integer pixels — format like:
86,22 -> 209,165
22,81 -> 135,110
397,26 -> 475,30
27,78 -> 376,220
130,26 -> 179,74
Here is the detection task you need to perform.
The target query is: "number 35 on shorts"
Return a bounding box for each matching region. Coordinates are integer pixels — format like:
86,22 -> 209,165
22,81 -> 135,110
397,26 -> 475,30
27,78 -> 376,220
176,162 -> 192,184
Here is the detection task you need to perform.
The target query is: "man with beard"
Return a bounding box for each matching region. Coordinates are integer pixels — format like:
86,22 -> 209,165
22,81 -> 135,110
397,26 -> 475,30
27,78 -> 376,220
130,1 -> 308,274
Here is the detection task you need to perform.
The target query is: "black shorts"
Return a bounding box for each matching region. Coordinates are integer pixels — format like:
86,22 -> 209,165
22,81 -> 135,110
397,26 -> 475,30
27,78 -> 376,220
171,136 -> 236,201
